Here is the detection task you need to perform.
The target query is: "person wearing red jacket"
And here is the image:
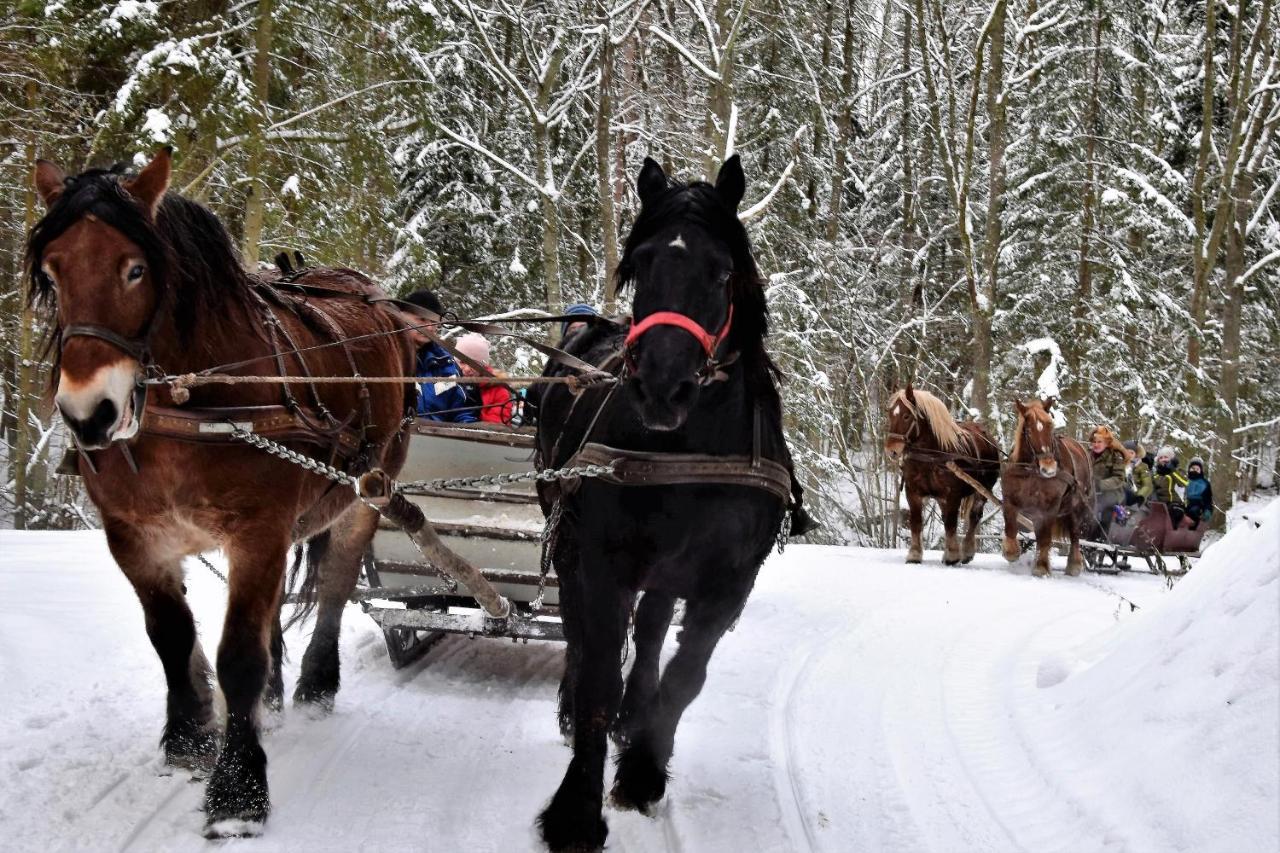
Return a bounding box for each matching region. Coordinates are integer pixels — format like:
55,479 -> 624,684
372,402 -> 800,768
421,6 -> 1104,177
455,333 -> 517,424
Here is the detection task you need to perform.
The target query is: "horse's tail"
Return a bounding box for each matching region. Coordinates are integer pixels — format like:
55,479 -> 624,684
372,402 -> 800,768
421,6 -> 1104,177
284,529 -> 331,631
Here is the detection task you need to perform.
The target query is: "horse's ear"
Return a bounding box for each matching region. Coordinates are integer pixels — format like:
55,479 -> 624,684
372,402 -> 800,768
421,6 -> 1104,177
34,160 -> 66,208
715,154 -> 745,210
123,146 -> 172,218
637,157 -> 667,207
1043,395 -> 1057,412
904,383 -> 915,402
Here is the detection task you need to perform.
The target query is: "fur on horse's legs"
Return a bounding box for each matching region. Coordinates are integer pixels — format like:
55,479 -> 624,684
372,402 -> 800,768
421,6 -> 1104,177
204,532 -> 289,837
104,522 -> 217,771
265,597 -> 285,713
962,496 -> 982,563
1033,525 -> 1053,577
295,504 -> 378,710
612,584 -> 749,814
941,496 -> 963,565
1001,505 -> 1022,563
613,591 -> 676,747
1066,530 -> 1084,576
905,492 -> 924,563
538,570 -> 628,853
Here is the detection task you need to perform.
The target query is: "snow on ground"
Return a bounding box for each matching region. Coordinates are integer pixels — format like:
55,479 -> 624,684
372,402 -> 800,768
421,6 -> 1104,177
0,501 -> 1276,853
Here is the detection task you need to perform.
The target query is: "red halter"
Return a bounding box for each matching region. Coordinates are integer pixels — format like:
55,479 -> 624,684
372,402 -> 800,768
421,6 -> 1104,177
624,302 -> 734,362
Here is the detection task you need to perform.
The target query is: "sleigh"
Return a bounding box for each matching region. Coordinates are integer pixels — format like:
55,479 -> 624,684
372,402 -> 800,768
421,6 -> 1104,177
1078,501 -> 1207,576
360,419 -> 563,667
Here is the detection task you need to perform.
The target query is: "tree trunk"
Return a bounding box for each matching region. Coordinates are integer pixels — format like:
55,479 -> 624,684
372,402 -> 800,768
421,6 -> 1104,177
240,0 -> 275,266
975,0 -> 1006,424
13,82 -> 41,529
826,0 -> 857,242
596,27 -> 620,312
1211,177 -> 1249,519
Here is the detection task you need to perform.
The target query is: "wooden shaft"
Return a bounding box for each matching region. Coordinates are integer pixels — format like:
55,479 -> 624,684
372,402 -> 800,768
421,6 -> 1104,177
358,471 -> 511,619
944,460 -> 1034,532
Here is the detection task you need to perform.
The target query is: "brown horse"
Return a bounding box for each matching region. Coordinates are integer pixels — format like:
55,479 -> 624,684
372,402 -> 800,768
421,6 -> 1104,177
26,150 -> 414,836
884,385 -> 1001,564
999,397 -> 1093,576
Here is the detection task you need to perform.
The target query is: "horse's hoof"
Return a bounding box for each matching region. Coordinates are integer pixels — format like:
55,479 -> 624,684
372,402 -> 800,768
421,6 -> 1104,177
163,723 -> 219,774
1002,541 -> 1021,562
1033,566 -> 1051,578
611,745 -> 669,814
537,796 -> 607,853
961,554 -> 975,565
1066,564 -> 1083,577
292,684 -> 336,716
204,740 -> 269,837
944,558 -> 960,566
204,817 -> 266,839
905,548 -> 923,564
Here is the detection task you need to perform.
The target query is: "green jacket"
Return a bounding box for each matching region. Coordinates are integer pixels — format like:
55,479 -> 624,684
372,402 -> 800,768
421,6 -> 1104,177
1152,466 -> 1187,507
1130,461 -> 1154,501
1092,447 -> 1127,498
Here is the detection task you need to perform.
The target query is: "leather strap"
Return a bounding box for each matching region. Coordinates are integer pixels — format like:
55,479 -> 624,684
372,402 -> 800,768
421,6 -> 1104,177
141,403 -> 362,457
60,324 -> 149,362
568,442 -> 792,504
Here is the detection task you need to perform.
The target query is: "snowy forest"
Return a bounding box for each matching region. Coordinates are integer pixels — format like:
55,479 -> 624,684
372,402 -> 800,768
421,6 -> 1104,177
1,0 -> 1277,542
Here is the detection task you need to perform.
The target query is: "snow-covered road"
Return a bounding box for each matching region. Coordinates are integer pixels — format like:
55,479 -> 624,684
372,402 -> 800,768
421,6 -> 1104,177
1,510 -> 1275,853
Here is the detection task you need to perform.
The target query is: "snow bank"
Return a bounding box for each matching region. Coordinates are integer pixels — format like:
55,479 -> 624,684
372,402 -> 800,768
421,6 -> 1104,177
1036,497 -> 1280,852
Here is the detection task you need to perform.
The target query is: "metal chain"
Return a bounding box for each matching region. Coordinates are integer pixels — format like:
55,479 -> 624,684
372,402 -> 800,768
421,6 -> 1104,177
195,552 -> 228,584
532,497 -> 564,613
397,462 -> 616,494
226,422 -> 615,495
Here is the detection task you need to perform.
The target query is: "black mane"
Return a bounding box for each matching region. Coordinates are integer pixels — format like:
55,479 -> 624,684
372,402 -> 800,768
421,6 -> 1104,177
616,176 -> 779,398
25,164 -> 251,347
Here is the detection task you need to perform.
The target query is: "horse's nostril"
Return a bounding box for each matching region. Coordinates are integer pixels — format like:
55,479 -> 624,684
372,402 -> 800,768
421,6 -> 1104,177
669,380 -> 696,408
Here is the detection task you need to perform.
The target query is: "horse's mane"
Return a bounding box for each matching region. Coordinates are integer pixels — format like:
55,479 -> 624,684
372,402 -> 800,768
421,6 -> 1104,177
616,175 -> 778,402
892,388 -> 966,452
25,164 -> 251,350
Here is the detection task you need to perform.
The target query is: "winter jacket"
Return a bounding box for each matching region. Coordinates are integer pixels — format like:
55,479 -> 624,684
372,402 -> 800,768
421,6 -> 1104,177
1185,457 -> 1214,520
414,343 -> 477,422
1130,460 -> 1154,502
1092,447 -> 1127,502
1152,461 -> 1187,507
466,381 -> 517,424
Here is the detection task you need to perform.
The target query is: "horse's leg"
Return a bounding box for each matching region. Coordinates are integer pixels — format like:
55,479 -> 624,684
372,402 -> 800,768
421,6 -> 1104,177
554,531 -> 583,741
103,521 -> 217,771
1065,512 -> 1085,576
941,494 -> 963,565
1033,522 -> 1052,577
611,582 -> 750,813
962,494 -> 984,564
295,503 -> 379,710
905,490 -> 924,563
265,586 -> 285,713
1001,501 -> 1022,562
538,564 -> 629,852
204,526 -> 290,836
613,590 -> 676,746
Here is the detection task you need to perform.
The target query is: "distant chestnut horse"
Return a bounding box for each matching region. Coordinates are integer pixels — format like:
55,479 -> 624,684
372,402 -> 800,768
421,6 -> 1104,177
999,397 -> 1093,576
884,385 -> 1000,564
26,150 -> 413,836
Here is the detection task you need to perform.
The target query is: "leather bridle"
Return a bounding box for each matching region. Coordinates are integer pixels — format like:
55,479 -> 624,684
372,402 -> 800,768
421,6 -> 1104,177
623,278 -> 735,385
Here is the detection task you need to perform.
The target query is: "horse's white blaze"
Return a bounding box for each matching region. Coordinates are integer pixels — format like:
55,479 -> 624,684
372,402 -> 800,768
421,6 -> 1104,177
1035,421 -> 1043,431
668,233 -> 687,249
55,360 -> 140,441
893,405 -> 901,416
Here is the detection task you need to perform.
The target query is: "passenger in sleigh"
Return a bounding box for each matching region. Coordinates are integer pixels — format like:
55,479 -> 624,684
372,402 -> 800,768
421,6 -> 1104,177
1151,445 -> 1189,526
1123,440 -> 1154,507
455,333 -> 517,425
400,289 -> 477,423
1184,457 -> 1214,529
1089,426 -> 1129,535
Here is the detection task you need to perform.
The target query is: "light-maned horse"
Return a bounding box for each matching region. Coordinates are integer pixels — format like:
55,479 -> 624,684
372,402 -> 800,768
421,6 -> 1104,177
999,397 -> 1093,576
26,150 -> 414,836
533,155 -> 810,852
884,385 -> 1000,564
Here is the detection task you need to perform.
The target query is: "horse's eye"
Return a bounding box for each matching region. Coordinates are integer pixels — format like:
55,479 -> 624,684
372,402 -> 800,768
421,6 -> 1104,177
127,264 -> 146,282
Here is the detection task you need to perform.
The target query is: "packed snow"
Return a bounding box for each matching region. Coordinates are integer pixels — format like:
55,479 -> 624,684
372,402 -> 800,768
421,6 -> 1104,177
0,501 -> 1276,852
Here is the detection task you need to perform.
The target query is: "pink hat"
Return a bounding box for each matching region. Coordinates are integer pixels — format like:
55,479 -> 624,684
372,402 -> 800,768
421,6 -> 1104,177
454,332 -> 490,365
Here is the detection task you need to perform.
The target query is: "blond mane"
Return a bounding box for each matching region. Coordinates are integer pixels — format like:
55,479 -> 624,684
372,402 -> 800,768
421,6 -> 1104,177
892,388 -> 967,452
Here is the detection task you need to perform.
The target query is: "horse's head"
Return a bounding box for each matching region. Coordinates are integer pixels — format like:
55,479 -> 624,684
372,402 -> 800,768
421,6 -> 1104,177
884,385 -> 920,461
1015,396 -> 1059,478
620,156 -> 749,432
27,149 -> 172,449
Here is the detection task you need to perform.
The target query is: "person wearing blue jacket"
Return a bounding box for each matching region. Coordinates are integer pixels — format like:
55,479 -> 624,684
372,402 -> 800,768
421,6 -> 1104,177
1184,457 -> 1214,529
401,290 -> 477,423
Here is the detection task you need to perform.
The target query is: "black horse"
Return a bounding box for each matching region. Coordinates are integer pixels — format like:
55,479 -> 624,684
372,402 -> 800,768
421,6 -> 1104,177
533,155 -> 810,851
